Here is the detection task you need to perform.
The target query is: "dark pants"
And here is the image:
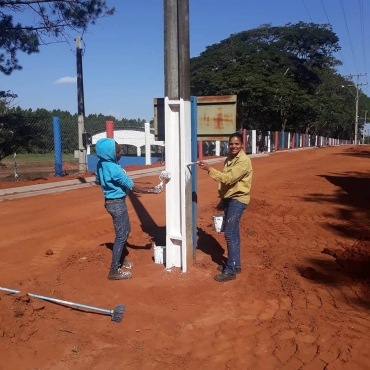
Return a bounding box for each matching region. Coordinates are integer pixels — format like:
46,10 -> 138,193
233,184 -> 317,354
105,198 -> 131,270
223,198 -> 247,275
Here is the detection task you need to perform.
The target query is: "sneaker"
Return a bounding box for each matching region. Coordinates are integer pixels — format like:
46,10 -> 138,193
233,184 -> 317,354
214,273 -> 236,282
121,260 -> 134,269
217,265 -> 241,274
108,268 -> 132,280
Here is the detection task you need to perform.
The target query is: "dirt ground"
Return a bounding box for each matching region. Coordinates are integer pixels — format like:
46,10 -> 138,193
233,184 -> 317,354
1,146 -> 370,370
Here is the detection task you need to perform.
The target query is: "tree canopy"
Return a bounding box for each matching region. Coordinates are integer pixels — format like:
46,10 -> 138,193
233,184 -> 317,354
190,22 -> 370,138
0,0 -> 115,75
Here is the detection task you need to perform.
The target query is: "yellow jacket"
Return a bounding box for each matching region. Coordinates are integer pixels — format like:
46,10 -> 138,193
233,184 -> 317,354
208,150 -> 253,205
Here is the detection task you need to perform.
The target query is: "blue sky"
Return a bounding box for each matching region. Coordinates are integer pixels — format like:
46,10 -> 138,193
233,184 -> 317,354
2,0 -> 370,127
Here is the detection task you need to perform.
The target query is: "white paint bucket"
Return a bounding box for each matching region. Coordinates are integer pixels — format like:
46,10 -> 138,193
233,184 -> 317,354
213,214 -> 224,233
153,245 -> 166,264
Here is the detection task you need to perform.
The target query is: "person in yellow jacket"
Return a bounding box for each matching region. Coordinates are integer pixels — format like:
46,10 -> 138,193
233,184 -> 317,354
198,132 -> 253,282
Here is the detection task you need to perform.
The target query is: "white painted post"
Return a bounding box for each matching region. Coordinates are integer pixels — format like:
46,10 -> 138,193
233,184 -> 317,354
145,122 -> 151,165
287,132 -> 291,149
267,131 -> 271,152
252,130 -> 257,154
164,0 -> 192,272
215,141 -> 220,156
164,98 -> 192,271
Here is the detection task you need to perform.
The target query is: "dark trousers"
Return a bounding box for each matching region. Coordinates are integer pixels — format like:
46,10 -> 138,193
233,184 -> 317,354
105,198 -> 131,270
223,198 -> 247,274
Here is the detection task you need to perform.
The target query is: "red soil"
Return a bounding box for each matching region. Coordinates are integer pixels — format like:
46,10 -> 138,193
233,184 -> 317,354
1,146 -> 370,370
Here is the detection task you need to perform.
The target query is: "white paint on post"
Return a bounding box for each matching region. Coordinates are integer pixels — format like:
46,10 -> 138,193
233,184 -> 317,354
288,132 -> 291,149
145,122 -> 151,165
215,141 -> 220,156
164,97 -> 192,272
267,131 -> 271,152
252,130 -> 257,154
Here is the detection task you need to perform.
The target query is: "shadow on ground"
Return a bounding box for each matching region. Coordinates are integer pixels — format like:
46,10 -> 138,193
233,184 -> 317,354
128,191 -> 166,246
196,227 -> 226,266
333,147 -> 370,159
302,167 -> 370,302
304,171 -> 370,239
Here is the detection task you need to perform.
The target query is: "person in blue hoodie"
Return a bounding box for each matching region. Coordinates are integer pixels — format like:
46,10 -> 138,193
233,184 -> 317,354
95,138 -> 160,280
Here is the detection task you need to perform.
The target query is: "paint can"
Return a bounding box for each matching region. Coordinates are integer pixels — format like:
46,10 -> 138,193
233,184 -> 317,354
213,214 -> 224,233
153,244 -> 166,264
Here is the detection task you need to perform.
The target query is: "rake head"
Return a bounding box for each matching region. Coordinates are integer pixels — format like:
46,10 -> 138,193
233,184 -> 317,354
111,304 -> 125,323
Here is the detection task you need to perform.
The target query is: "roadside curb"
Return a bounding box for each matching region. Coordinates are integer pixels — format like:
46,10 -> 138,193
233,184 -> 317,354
0,149 -> 322,201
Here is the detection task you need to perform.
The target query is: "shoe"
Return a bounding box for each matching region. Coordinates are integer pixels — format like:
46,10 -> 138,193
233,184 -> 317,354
217,265 -> 241,274
214,273 -> 236,282
121,260 -> 134,269
108,268 -> 132,280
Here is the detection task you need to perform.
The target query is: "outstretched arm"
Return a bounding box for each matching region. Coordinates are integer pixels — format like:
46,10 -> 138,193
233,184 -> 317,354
132,185 -> 161,194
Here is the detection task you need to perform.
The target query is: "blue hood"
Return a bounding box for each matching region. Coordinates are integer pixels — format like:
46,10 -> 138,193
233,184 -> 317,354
95,138 -> 134,199
96,138 -> 117,163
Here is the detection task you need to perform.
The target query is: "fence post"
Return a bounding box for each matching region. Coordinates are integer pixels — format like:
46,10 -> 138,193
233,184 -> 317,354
267,131 -> 271,152
252,130 -> 257,154
106,120 -> 114,138
281,131 -> 285,149
198,141 -> 203,159
145,122 -> 151,165
274,131 -> 279,151
53,117 -> 63,177
243,129 -> 247,153
215,141 -> 220,156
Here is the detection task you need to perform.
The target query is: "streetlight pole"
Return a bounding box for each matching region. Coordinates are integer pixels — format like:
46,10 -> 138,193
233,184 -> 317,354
342,73 -> 367,146
355,80 -> 359,145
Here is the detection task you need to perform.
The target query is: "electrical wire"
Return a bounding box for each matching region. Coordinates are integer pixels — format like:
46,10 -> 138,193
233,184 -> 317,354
319,0 -> 349,75
338,0 -> 360,74
302,0 -> 314,22
358,0 -> 368,83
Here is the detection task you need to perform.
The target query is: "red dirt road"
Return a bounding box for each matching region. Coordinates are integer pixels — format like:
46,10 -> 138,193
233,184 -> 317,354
1,146 -> 370,370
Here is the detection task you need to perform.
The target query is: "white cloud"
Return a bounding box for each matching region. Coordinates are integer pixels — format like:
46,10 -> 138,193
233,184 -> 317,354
55,76 -> 77,84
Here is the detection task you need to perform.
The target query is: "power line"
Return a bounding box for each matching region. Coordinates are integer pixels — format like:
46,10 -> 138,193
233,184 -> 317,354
359,0 -> 368,82
302,0 -> 313,22
320,0 -> 350,75
338,0 -> 360,74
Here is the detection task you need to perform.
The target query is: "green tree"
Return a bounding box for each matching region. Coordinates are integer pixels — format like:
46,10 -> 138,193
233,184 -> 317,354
0,0 -> 115,75
190,22 -> 368,138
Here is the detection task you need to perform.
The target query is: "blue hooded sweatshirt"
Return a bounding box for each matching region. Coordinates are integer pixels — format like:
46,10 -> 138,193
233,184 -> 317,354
95,138 -> 134,199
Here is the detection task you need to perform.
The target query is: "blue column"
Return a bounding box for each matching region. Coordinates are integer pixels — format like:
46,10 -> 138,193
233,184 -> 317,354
296,133 -> 299,147
53,117 -> 63,177
191,96 -> 198,258
281,131 -> 285,149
